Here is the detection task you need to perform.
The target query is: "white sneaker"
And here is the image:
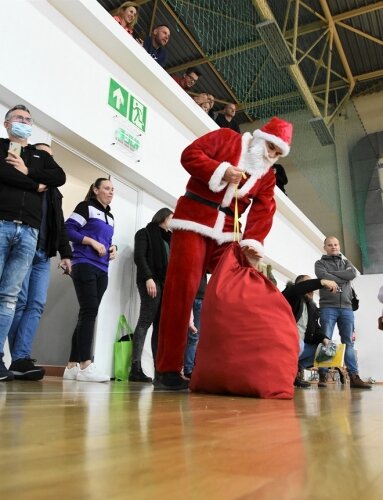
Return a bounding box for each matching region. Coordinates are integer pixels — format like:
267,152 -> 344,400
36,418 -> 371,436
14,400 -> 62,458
63,364 -> 80,380
76,363 -> 110,383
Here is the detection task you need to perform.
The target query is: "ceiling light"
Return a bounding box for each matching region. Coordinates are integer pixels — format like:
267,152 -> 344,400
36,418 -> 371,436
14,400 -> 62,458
256,20 -> 295,68
309,117 -> 335,146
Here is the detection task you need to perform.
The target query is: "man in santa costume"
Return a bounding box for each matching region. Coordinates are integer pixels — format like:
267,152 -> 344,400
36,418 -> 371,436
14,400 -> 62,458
155,116 -> 293,390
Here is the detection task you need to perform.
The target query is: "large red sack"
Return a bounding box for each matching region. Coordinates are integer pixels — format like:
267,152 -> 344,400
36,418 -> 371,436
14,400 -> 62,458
190,243 -> 299,399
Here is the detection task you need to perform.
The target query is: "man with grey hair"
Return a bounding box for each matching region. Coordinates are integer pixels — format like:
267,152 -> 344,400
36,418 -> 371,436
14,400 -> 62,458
0,104 -> 65,381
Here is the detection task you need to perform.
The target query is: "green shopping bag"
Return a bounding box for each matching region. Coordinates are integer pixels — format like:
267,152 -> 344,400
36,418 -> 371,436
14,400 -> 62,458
114,315 -> 134,381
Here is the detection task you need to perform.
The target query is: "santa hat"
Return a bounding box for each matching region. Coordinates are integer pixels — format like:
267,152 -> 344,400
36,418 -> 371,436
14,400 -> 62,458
253,117 -> 293,157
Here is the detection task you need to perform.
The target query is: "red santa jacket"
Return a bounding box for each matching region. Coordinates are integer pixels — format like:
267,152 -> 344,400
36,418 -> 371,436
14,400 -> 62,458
171,128 -> 276,256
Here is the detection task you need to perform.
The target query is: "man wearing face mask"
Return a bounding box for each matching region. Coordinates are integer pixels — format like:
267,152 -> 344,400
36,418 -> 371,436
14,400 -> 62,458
0,104 -> 66,381
155,117 -> 293,390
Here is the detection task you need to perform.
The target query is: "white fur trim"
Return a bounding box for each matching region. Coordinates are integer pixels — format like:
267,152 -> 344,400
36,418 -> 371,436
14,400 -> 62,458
237,174 -> 259,198
253,129 -> 290,157
170,211 -> 241,245
240,239 -> 264,257
221,182 -> 236,207
208,162 -> 230,192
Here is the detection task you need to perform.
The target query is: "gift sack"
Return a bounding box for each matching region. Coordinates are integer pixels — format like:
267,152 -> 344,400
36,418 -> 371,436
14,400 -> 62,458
190,243 -> 299,399
114,315 -> 134,381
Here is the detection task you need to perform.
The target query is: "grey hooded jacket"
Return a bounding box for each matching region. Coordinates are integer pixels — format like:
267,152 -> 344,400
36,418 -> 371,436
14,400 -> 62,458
314,254 -> 357,309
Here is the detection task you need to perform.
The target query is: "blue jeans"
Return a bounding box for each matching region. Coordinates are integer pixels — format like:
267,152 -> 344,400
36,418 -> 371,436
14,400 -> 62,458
8,248 -> 51,361
319,307 -> 358,374
299,343 -> 318,369
0,221 -> 38,355
183,298 -> 203,374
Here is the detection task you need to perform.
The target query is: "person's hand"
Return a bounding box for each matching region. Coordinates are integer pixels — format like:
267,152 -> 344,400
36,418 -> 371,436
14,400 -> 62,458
90,239 -> 107,256
223,165 -> 244,184
189,313 -> 198,334
242,246 -> 262,268
58,258 -> 72,276
109,245 -> 117,260
322,338 -> 330,346
320,279 -> 338,293
146,278 -> 157,298
37,184 -> 48,192
5,152 -> 29,174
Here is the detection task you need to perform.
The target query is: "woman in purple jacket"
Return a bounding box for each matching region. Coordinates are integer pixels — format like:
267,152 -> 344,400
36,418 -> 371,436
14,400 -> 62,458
63,178 -> 117,383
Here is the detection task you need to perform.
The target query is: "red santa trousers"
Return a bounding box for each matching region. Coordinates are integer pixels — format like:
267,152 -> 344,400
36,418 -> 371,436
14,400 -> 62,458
156,230 -> 229,372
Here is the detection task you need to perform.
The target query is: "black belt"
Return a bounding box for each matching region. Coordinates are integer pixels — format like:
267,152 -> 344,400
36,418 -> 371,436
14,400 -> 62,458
185,191 -> 235,217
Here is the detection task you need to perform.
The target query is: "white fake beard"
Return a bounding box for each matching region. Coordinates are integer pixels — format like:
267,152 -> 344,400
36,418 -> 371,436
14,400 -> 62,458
248,137 -> 278,172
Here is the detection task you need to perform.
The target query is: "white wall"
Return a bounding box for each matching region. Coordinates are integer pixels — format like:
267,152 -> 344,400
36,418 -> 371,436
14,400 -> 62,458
2,0 -> 382,380
353,274 -> 383,381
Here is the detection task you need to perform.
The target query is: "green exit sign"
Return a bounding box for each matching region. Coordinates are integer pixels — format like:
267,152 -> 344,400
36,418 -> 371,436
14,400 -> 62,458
108,78 -> 129,117
108,78 -> 147,132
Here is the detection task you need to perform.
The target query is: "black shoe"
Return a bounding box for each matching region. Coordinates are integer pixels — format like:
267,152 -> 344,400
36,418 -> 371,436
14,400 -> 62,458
153,372 -> 189,391
294,377 -> 310,388
128,368 -> 153,383
183,372 -> 192,380
335,367 -> 345,384
9,358 -> 45,381
0,359 -> 14,382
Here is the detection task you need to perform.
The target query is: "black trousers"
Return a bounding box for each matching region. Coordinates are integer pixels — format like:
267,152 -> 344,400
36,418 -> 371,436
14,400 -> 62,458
69,263 -> 108,362
131,280 -> 163,369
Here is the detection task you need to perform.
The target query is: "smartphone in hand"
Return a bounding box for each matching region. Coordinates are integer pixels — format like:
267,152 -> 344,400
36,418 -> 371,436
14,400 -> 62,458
8,141 -> 22,156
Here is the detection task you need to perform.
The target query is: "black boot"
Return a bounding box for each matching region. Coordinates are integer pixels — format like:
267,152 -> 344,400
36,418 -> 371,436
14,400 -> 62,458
294,369 -> 310,388
128,363 -> 152,383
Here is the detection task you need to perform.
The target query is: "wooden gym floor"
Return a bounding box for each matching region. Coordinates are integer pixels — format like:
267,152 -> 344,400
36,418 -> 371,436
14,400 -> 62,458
0,378 -> 382,500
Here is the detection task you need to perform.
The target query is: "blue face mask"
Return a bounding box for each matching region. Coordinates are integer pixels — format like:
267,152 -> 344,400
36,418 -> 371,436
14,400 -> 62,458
10,122 -> 32,139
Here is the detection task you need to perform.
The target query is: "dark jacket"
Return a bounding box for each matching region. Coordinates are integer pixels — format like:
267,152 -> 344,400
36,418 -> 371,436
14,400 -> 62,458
44,187 -> 72,259
134,223 -> 171,284
282,279 -> 328,345
214,113 -> 240,133
315,254 -> 357,309
195,274 -> 208,300
143,37 -> 167,68
0,139 -> 66,229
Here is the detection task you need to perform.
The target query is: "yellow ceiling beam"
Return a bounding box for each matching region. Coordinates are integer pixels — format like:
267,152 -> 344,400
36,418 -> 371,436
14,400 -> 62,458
332,1 -> 383,22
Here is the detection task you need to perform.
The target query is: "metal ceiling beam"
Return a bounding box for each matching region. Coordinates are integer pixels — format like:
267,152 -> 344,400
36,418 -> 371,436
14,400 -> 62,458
332,1 -> 383,22
252,0 -> 322,117
335,20 -> 383,47
318,0 -> 355,120
318,0 -> 355,89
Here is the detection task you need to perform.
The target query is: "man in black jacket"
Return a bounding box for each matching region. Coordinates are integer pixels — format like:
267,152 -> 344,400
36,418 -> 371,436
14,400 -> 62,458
0,105 -> 65,381
7,143 -> 72,381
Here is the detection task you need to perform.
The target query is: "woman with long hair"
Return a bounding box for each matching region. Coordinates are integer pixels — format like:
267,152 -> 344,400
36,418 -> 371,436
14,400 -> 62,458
111,1 -> 139,36
129,207 -> 173,382
63,178 -> 117,382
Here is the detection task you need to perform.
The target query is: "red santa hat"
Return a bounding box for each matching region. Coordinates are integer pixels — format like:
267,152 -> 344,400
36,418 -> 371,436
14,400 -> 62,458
253,117 -> 293,157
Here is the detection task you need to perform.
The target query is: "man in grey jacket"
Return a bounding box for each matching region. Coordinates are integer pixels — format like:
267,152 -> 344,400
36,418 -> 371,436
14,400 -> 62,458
315,236 -> 371,389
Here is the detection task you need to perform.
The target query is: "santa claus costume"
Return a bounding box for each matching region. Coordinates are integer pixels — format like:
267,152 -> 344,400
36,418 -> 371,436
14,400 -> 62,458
155,117 -> 293,389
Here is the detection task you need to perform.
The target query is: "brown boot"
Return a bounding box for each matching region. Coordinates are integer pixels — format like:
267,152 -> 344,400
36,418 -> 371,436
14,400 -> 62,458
349,373 -> 372,389
318,371 -> 327,388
